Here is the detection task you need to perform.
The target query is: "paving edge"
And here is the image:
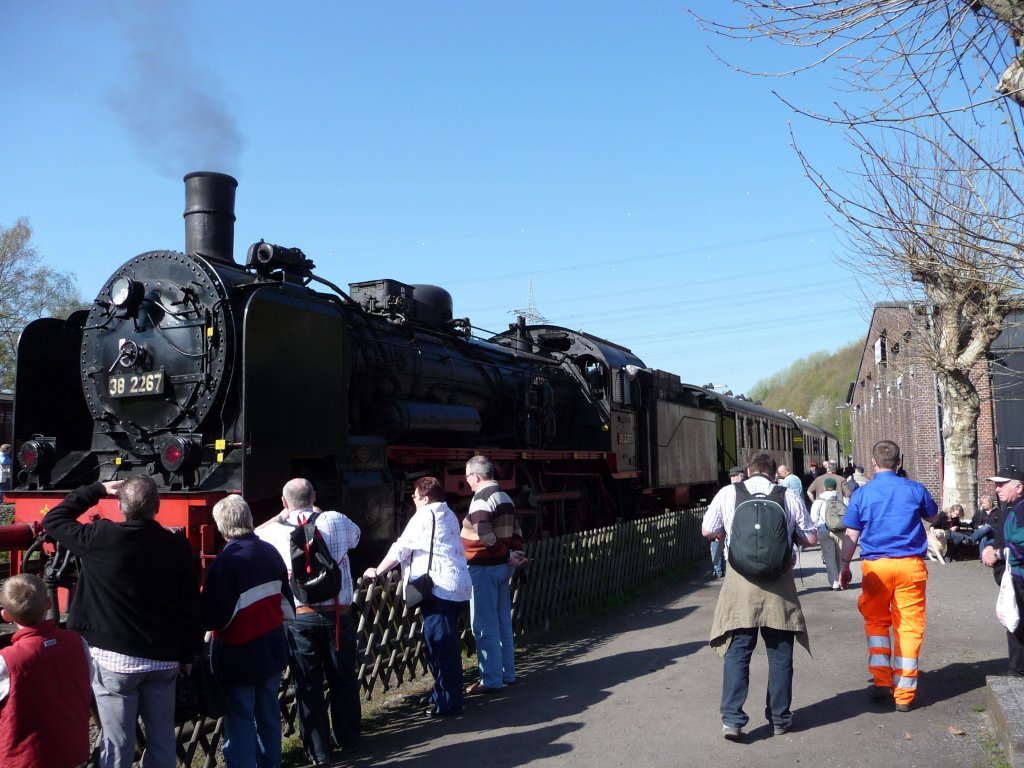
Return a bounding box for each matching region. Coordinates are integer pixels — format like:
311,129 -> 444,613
987,675 -> 1024,766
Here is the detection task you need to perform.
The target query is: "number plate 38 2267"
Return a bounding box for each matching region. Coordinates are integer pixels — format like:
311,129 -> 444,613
108,371 -> 165,398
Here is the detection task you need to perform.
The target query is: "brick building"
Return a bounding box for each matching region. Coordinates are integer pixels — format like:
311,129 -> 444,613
847,302 -> 1011,507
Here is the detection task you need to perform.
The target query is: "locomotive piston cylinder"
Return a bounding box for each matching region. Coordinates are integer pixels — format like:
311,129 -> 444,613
184,171 -> 238,266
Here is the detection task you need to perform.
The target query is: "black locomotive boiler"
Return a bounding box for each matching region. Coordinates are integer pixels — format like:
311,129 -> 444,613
2,172 -> 839,576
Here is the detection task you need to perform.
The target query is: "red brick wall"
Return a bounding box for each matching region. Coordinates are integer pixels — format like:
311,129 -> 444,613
848,304 -> 996,507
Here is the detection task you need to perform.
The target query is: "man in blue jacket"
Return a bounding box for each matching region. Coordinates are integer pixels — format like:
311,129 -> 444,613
202,494 -> 295,768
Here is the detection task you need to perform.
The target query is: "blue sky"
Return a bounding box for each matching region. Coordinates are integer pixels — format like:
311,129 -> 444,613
2,2 -> 874,398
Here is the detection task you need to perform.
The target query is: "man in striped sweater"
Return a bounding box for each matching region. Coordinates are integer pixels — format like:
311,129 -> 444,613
462,456 -> 526,694
202,495 -> 295,768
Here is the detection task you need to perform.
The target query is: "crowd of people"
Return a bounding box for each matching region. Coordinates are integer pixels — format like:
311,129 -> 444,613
0,455 -> 526,768
702,438 -> 1024,741
4,439 -> 1021,760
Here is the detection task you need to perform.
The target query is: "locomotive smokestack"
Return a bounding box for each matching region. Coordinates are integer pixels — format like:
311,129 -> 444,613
183,171 -> 238,266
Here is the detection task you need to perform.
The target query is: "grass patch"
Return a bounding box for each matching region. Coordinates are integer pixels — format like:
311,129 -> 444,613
975,732 -> 1011,768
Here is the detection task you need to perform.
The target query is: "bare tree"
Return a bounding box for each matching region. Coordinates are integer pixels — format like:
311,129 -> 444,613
701,2 -> 1024,119
803,125 -> 1024,510
0,219 -> 83,390
698,3 -> 1024,508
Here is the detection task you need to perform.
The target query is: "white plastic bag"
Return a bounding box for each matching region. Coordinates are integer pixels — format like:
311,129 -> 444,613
997,549 -> 1020,633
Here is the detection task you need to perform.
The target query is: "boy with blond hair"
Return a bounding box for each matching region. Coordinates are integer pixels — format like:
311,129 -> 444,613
0,574 -> 93,768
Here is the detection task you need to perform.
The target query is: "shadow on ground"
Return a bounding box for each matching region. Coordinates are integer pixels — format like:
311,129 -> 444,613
351,639 -> 705,766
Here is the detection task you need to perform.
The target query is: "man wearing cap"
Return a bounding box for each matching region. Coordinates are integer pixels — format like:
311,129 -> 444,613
839,440 -> 938,712
982,465 -> 1024,675
708,468 -> 744,579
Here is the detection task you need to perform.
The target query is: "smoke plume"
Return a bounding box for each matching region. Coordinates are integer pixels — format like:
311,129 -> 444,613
106,1 -> 245,177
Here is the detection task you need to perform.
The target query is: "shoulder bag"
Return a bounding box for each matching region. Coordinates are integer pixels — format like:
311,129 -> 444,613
404,511 -> 436,608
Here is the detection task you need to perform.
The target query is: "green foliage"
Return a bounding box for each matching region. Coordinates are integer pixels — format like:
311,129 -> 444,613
0,218 -> 84,390
749,337 -> 865,435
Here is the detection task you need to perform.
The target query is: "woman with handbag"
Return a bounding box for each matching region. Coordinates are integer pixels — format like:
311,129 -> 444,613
364,476 -> 472,716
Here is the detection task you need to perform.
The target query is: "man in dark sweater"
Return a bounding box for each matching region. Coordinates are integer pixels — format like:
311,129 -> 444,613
202,494 -> 294,768
42,478 -> 201,768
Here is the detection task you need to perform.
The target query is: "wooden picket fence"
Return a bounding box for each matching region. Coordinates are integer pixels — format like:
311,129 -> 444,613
350,505 -> 707,699
511,507 -> 708,636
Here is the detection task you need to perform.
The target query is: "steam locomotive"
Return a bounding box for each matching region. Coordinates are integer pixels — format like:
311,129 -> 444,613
0,172 -> 840,577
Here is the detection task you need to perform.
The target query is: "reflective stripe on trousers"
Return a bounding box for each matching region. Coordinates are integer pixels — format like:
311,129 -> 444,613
858,556 -> 928,705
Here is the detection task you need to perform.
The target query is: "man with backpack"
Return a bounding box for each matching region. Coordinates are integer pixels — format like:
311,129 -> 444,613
702,452 -> 817,742
257,478 -> 361,766
809,477 -> 847,590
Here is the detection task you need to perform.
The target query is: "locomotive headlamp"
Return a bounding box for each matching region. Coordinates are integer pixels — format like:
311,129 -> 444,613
109,277 -> 144,311
246,240 -> 315,278
160,437 -> 198,474
19,438 -> 55,474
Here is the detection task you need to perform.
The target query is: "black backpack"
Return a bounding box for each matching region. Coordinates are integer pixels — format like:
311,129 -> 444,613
728,481 -> 792,581
288,512 -> 342,605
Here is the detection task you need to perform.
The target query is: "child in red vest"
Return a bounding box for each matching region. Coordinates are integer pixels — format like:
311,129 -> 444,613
0,574 -> 93,768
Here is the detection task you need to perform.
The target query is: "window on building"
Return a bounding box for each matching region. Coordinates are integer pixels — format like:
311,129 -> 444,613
874,335 -> 887,367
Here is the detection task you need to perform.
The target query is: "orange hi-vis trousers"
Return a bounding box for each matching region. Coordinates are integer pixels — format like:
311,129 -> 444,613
858,557 -> 928,706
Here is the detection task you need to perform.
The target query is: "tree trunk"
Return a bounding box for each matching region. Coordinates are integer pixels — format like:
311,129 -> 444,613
936,369 -> 981,516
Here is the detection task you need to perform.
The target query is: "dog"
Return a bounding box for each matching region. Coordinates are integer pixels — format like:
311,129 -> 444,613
926,527 -> 948,563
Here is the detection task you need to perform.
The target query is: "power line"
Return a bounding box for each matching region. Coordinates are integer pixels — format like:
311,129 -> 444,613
326,180 -> 812,256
